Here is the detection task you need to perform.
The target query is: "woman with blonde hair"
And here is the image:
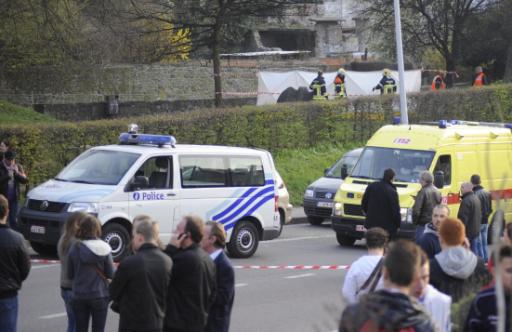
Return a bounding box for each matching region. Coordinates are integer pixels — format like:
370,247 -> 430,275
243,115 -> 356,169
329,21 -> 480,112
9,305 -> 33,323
58,212 -> 85,332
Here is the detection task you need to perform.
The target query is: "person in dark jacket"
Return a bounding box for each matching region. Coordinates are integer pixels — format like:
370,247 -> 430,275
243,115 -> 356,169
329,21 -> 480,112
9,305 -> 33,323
339,240 -> 435,332
68,215 -> 115,332
309,71 -> 327,100
201,221 -> 235,332
362,168 -> 401,239
163,215 -> 217,332
418,204 -> 450,259
372,69 -> 397,94
110,217 -> 173,332
464,245 -> 512,332
458,182 -> 482,257
429,217 -> 491,303
0,194 -> 30,332
471,174 -> 492,261
413,171 -> 442,242
0,150 -> 28,230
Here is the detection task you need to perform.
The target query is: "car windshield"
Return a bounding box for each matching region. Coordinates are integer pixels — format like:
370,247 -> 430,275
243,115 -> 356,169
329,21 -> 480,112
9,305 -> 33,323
56,149 -> 140,185
351,147 -> 435,183
326,155 -> 359,178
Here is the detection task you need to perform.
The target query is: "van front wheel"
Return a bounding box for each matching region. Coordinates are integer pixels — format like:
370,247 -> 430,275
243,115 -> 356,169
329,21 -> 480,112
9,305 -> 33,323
227,221 -> 259,258
102,223 -> 130,262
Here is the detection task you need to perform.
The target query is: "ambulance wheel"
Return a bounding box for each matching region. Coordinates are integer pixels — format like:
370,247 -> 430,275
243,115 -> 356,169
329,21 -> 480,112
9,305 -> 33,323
277,209 -> 285,236
227,221 -> 259,258
336,233 -> 356,246
308,216 -> 324,226
30,242 -> 57,256
102,223 -> 130,262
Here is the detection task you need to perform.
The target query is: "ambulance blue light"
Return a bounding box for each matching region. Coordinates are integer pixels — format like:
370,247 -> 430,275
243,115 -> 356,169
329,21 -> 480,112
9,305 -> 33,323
450,120 -> 460,125
119,133 -> 177,147
438,120 -> 447,129
505,123 -> 512,129
392,116 -> 401,125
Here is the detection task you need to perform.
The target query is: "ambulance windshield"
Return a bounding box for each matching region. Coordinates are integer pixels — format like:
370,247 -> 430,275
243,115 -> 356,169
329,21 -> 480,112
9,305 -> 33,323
55,149 -> 140,185
351,147 -> 435,183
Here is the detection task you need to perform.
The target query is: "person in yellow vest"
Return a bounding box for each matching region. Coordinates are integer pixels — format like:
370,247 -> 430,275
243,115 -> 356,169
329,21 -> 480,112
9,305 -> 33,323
431,71 -> 446,91
472,66 -> 489,87
309,71 -> 327,100
372,69 -> 396,95
334,68 -> 347,98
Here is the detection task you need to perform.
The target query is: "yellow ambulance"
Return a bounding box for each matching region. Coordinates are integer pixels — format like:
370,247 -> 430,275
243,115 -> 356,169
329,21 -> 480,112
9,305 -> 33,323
331,120 -> 512,246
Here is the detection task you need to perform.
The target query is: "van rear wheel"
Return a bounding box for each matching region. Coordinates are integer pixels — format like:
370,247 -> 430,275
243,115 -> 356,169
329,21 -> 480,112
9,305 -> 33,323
102,223 -> 130,262
30,242 -> 57,256
227,221 -> 259,258
307,216 -> 324,225
336,233 -> 356,246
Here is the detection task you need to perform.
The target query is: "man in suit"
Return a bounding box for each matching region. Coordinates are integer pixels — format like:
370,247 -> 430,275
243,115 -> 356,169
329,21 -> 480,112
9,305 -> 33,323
201,221 -> 235,332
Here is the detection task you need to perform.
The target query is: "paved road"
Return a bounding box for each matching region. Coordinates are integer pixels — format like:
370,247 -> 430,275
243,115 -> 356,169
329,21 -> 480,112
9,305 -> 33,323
20,222 -> 366,332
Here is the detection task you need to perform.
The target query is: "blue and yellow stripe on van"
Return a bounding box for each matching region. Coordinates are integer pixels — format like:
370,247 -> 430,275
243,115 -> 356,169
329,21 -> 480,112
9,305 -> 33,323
208,179 -> 275,231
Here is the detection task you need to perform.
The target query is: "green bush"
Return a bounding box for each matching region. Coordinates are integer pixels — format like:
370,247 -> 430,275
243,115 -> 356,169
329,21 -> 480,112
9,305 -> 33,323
1,84 -> 512,188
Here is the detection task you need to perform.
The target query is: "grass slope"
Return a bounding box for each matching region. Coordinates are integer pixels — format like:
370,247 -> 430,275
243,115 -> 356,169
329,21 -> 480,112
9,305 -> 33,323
0,100 -> 58,125
274,143 -> 362,206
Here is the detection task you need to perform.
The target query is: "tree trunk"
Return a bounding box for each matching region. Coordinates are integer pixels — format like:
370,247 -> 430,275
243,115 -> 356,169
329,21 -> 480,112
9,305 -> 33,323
445,56 -> 456,88
504,44 -> 512,82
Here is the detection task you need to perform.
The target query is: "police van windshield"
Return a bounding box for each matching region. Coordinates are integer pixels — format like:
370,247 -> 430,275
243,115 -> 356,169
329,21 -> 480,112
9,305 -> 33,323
55,149 -> 140,185
326,156 -> 359,178
351,147 -> 435,183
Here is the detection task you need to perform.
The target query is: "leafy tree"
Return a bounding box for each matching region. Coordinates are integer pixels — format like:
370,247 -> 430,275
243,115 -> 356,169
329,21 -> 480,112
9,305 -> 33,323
126,0 -> 318,107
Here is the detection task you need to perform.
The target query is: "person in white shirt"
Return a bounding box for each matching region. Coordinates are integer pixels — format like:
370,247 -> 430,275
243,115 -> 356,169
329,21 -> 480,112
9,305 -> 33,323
342,227 -> 389,304
413,249 -> 452,332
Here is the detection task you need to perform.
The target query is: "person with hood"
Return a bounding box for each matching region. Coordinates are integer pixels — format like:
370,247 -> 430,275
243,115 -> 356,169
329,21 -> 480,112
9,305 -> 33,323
68,215 -> 115,332
471,174 -> 492,261
458,182 -> 482,257
429,217 -> 491,303
362,168 -> 401,239
417,204 -> 450,259
339,240 -> 435,332
412,171 -> 442,242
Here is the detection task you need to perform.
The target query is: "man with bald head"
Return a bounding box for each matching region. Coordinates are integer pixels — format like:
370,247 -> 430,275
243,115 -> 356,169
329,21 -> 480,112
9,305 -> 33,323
458,182 -> 482,257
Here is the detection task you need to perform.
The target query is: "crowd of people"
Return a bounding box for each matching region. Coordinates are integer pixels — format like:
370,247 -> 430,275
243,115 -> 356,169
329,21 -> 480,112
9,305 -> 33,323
342,168 -> 512,331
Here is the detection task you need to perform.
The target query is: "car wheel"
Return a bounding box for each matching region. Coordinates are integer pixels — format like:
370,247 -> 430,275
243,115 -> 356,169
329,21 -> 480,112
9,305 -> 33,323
102,223 -> 131,262
307,216 -> 324,226
227,221 -> 259,258
277,209 -> 285,236
336,233 -> 356,246
30,242 -> 57,256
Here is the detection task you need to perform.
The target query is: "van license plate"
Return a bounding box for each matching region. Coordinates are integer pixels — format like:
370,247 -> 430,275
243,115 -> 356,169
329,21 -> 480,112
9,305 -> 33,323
356,225 -> 366,232
30,225 -> 46,234
317,202 -> 333,208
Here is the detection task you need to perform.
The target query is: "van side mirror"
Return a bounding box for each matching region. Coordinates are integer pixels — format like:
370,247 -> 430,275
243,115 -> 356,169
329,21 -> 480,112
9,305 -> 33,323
434,171 -> 444,189
130,176 -> 149,191
324,168 -> 329,176
341,164 -> 348,180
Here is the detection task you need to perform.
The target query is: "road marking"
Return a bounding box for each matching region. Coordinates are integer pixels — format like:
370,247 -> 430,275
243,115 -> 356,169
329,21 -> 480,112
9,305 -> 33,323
234,265 -> 348,270
235,283 -> 248,288
284,273 -> 315,279
31,264 -> 59,270
39,312 -> 67,319
262,235 -> 332,243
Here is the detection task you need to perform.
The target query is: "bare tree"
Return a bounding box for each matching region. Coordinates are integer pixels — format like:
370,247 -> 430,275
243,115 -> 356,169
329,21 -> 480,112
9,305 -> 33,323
126,0 -> 318,107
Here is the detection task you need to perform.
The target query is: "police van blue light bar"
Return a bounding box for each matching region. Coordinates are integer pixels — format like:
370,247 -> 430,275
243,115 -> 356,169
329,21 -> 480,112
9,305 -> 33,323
438,120 -> 447,128
119,133 -> 177,147
392,116 -> 401,125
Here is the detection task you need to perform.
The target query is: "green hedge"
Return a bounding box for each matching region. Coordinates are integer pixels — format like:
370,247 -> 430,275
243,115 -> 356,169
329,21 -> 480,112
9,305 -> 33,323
1,84 -> 512,186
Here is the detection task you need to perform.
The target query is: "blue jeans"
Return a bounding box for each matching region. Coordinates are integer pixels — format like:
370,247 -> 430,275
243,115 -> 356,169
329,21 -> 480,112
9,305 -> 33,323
470,236 -> 483,258
61,289 -> 76,332
477,224 -> 489,262
72,297 -> 109,332
415,225 -> 425,243
8,199 -> 18,231
0,295 -> 18,332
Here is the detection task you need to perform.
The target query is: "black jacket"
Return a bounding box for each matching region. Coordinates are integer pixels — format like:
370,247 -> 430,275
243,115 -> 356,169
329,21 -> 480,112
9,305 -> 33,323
412,184 -> 441,226
417,223 -> 441,259
362,180 -> 401,237
429,246 -> 491,303
0,224 -> 31,298
464,286 -> 510,332
163,243 -> 217,332
339,289 -> 435,332
110,243 -> 173,332
205,251 -> 235,332
457,192 -> 482,239
0,161 -> 28,201
473,185 -> 492,225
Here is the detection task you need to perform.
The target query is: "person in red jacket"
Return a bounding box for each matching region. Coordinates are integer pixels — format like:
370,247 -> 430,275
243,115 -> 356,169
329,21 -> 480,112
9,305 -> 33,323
431,71 -> 446,91
472,66 -> 489,87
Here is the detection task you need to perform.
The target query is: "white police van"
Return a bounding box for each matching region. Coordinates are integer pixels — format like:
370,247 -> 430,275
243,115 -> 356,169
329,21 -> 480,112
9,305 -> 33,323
19,125 -> 281,260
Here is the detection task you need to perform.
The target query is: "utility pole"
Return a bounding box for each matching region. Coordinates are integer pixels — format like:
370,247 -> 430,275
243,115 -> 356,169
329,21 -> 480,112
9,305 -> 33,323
393,0 -> 408,124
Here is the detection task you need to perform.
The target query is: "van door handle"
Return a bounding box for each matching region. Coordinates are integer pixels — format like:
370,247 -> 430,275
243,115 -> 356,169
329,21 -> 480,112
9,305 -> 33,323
167,193 -> 176,197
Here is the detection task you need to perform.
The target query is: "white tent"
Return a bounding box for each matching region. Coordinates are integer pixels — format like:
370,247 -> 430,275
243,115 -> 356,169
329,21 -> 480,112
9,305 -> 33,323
256,69 -> 422,105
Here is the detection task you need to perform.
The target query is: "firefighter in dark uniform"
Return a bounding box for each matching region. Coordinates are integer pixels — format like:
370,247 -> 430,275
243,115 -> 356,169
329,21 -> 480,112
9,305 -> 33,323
309,71 -> 327,100
373,69 -> 397,95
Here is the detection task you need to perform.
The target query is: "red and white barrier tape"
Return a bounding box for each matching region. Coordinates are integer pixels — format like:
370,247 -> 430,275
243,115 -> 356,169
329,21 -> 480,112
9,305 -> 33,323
234,265 -> 349,270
